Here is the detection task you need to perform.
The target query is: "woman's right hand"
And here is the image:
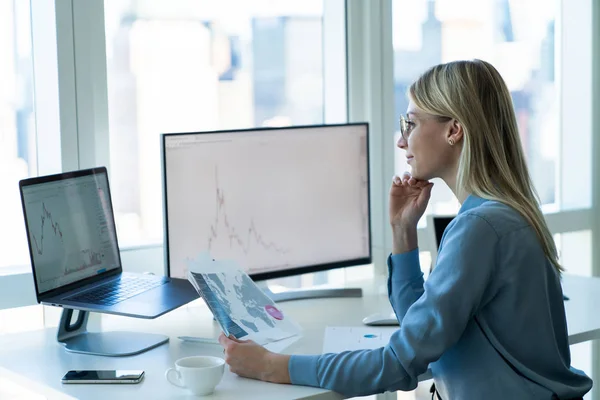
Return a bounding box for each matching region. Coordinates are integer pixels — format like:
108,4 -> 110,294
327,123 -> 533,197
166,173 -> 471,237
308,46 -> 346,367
389,172 -> 434,229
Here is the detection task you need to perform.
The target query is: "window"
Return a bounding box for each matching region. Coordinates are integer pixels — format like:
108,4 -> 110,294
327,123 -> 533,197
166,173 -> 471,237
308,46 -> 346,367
392,0 -> 564,219
555,230 -> 592,277
0,0 -> 36,268
554,230 -> 593,398
104,0 -> 328,246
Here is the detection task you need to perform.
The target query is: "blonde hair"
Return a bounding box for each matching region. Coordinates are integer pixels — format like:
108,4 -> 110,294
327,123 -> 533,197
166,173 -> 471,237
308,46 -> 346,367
409,59 -> 562,273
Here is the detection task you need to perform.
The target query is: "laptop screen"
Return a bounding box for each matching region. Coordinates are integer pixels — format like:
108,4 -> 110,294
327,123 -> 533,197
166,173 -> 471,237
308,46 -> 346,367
21,170 -> 121,294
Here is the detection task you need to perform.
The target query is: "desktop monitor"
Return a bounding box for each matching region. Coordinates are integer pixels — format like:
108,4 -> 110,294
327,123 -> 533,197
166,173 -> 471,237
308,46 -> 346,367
161,123 -> 371,300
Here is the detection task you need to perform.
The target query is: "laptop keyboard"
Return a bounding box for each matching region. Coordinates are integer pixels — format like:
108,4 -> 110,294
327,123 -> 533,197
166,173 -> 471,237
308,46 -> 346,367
66,275 -> 167,306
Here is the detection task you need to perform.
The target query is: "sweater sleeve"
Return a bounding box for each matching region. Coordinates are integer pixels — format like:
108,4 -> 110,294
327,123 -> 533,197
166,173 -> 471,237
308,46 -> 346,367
288,213 -> 499,397
387,249 -> 425,322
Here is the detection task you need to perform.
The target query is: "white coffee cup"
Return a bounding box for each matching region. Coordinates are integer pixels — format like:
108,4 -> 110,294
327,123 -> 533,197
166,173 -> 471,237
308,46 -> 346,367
165,356 -> 225,396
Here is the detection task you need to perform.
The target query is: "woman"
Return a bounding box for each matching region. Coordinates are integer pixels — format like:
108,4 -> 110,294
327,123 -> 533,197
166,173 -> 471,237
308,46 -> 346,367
218,60 -> 593,399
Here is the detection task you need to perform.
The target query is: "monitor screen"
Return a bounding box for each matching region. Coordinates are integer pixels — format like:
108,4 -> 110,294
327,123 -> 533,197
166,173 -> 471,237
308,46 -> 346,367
20,171 -> 121,294
162,124 -> 371,280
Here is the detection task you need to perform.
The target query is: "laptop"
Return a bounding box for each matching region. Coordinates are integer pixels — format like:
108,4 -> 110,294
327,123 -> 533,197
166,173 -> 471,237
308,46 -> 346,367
19,167 -> 199,319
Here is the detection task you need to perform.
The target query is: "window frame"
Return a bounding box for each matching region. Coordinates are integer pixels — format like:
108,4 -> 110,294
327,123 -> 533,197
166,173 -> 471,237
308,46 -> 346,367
1,0 -> 349,307
354,0 -> 598,274
1,0 -> 599,312
0,0 -> 108,308
590,0 -> 600,391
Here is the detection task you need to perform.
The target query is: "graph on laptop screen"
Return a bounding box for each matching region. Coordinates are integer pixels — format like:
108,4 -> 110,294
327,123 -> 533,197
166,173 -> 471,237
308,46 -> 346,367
20,174 -> 121,293
162,124 -> 371,281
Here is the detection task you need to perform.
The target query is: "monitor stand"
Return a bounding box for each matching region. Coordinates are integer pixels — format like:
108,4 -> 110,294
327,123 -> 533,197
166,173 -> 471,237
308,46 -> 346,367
260,283 -> 363,302
57,308 -> 169,357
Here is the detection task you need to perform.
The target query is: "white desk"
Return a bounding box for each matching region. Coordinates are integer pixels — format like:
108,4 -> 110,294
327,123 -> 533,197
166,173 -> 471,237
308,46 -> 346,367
0,274 -> 598,399
0,365 -> 75,400
0,278 -> 392,400
562,274 -> 600,344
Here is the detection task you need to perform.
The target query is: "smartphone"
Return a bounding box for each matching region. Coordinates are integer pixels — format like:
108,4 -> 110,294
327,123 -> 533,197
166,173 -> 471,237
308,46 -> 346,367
61,370 -> 144,384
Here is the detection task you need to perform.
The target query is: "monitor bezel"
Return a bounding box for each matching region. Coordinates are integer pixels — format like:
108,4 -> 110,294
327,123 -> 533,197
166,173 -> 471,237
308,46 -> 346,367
19,166 -> 123,302
160,122 -> 372,282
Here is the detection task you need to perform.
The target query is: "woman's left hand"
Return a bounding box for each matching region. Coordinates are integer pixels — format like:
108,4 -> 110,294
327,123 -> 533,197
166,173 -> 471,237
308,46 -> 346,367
218,333 -> 291,384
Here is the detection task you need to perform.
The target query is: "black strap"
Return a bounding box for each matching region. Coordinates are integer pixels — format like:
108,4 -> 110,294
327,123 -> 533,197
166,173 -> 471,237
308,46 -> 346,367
430,383 -> 442,400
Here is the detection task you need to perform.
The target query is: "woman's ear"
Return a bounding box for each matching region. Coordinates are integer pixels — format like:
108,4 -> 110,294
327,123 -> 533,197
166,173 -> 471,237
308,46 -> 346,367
446,119 -> 463,145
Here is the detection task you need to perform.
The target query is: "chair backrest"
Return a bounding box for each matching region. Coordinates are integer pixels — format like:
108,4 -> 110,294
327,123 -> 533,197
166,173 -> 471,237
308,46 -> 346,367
427,214 -> 456,268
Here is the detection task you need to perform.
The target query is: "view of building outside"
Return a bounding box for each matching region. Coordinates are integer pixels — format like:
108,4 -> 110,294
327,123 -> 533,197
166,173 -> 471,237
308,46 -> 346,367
104,0 -> 325,246
0,0 -> 570,268
0,0 -> 36,268
393,0 -> 558,220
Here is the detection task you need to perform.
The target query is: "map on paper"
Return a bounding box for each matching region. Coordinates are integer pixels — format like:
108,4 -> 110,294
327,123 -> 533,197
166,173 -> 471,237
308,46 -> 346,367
322,326 -> 398,353
187,252 -> 301,345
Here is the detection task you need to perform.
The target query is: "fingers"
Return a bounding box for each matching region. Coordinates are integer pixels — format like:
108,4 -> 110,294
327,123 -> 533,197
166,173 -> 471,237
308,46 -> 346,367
228,334 -> 250,343
219,333 -> 232,356
392,173 -> 431,188
392,172 -> 412,186
218,332 -> 233,346
392,174 -> 408,186
419,182 -> 435,200
219,333 -> 242,356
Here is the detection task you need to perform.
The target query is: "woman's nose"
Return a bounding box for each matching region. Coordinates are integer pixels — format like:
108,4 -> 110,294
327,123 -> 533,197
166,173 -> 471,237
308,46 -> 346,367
397,135 -> 407,149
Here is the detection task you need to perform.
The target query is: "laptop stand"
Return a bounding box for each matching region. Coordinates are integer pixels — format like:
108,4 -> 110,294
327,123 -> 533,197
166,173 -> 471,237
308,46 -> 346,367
57,308 -> 169,357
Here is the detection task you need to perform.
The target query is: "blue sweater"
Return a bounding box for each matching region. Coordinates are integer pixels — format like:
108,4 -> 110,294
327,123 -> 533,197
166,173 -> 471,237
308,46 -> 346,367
289,196 -> 592,399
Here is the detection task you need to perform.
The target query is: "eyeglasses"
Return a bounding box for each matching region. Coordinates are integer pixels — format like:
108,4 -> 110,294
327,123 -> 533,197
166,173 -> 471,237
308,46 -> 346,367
399,114 -> 453,141
399,115 -> 415,141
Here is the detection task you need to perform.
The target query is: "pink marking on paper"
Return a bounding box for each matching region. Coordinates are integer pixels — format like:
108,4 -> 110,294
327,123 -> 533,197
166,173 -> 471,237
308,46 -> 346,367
265,305 -> 284,320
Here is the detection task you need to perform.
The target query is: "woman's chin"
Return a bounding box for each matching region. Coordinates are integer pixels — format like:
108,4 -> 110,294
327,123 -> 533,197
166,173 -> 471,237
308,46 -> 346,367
409,167 -> 422,180
409,168 -> 430,181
